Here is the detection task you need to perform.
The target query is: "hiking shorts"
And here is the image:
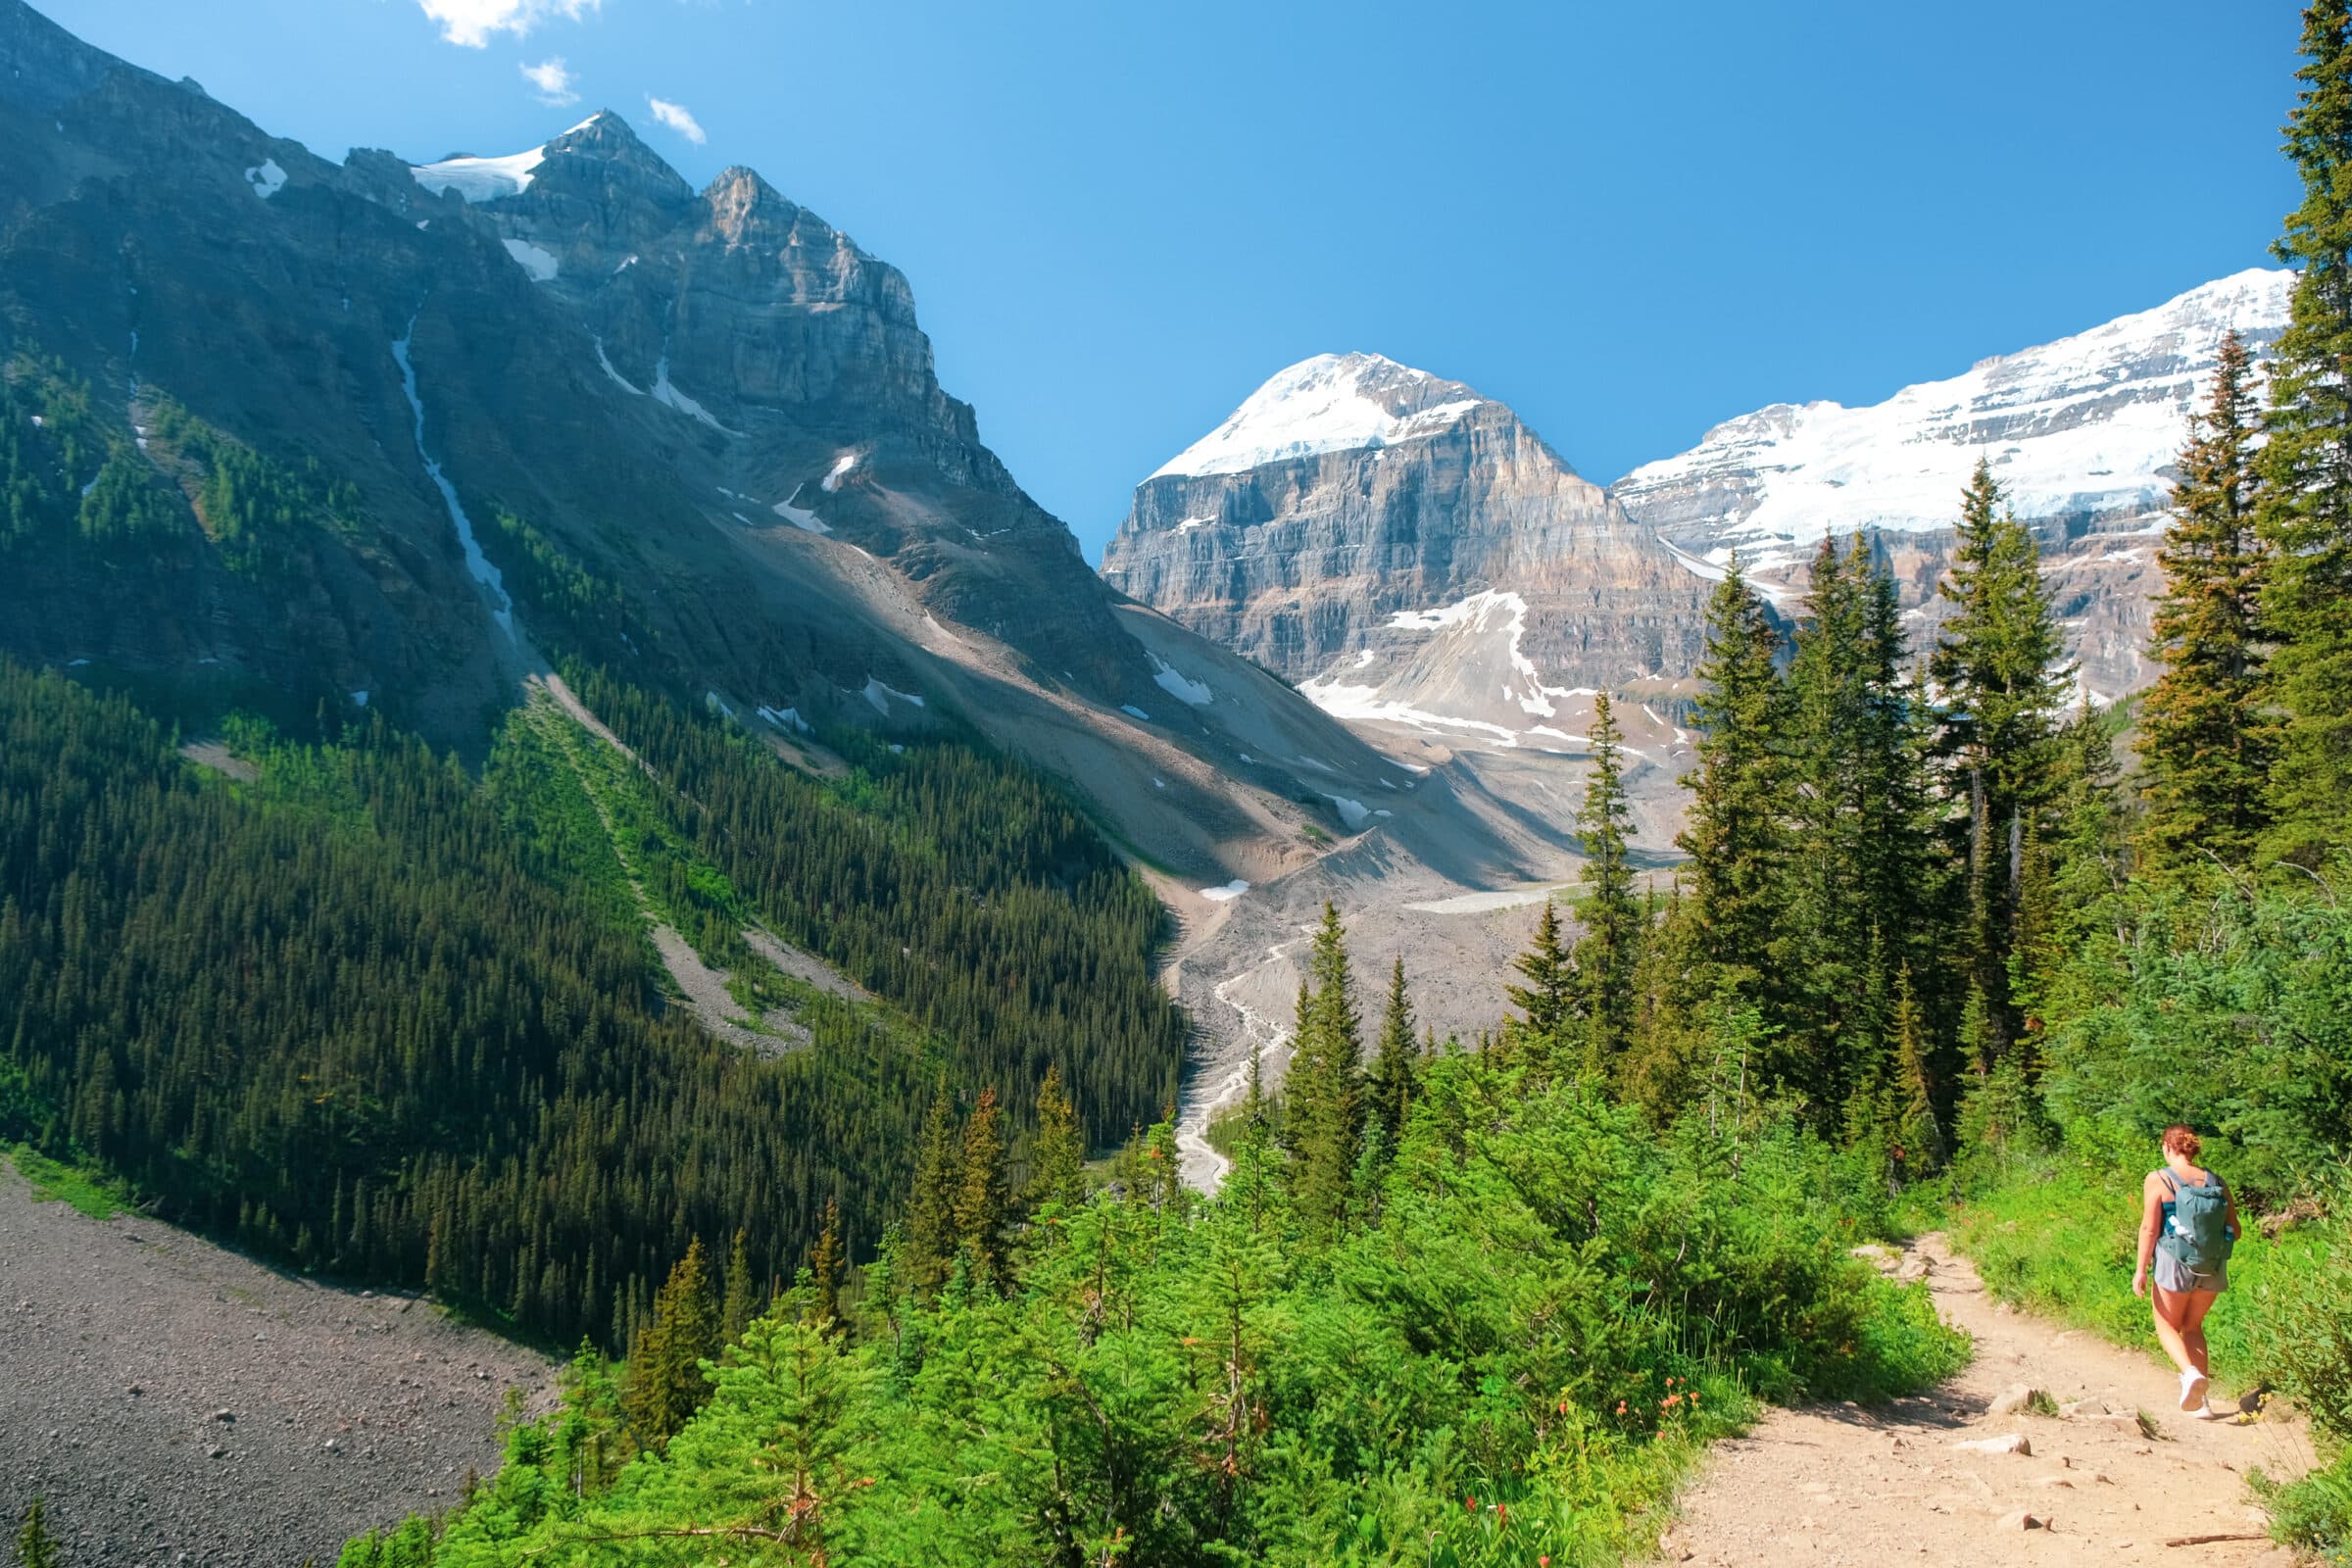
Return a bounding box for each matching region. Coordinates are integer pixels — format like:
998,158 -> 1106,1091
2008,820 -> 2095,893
2154,1250 -> 2228,1296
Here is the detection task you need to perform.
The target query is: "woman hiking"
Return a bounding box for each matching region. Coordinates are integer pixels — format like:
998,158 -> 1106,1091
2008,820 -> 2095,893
2132,1124 -> 2240,1415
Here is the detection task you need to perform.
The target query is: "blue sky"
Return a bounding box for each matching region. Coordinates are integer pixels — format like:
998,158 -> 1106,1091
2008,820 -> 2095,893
42,0 -> 2303,559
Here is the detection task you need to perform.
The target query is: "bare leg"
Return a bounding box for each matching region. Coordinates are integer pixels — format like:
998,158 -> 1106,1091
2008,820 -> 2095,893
2149,1285 -> 2197,1376
2178,1290 -> 2220,1379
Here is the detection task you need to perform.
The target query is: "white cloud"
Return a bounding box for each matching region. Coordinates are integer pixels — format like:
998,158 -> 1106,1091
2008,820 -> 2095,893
646,95 -> 707,145
416,0 -> 599,49
520,57 -> 578,106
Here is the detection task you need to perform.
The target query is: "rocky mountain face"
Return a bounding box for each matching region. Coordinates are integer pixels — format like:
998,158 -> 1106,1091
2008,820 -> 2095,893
1614,269 -> 2294,700
0,0 -> 1476,883
1101,354 -> 1715,751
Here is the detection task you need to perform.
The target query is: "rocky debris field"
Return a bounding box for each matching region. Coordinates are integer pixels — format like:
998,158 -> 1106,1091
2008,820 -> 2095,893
0,1161 -> 556,1565
1669,1234 -> 2318,1568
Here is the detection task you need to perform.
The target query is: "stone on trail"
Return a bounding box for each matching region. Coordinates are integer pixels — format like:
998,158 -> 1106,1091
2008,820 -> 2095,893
1993,1509 -> 2048,1531
2058,1396 -> 2110,1418
1894,1254 -> 1932,1283
1986,1383 -> 2048,1416
1953,1433 -> 2032,1456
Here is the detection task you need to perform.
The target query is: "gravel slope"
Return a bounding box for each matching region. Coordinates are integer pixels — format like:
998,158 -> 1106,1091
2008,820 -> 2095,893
0,1161 -> 556,1565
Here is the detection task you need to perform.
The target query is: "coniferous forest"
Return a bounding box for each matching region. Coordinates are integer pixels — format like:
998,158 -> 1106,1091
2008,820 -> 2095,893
9,6 -> 2352,1568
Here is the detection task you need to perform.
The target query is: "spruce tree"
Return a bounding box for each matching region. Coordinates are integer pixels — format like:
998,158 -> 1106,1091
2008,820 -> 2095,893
721,1226 -> 756,1345
1286,904 -> 1362,1240
905,1088 -> 962,1292
1677,558 -> 1790,995
623,1237 -> 718,1447
1506,899 -> 1575,1064
807,1196 -> 844,1326
2261,0 -> 2352,865
2140,329 -> 2275,872
1027,1062 -> 1088,1218
1930,461 -> 2072,1068
1889,964 -> 1944,1174
1570,694 -> 1642,1072
1365,956 -> 1418,1153
955,1086 -> 1010,1290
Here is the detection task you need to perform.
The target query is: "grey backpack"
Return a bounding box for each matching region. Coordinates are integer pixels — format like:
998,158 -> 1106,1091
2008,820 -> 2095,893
2160,1171 -> 2233,1269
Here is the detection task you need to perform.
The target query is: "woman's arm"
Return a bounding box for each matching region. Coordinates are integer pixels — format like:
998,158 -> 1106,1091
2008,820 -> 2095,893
2133,1174 -> 2163,1298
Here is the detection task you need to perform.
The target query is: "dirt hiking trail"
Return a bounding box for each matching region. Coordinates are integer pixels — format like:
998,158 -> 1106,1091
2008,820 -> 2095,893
1668,1234 -> 2319,1567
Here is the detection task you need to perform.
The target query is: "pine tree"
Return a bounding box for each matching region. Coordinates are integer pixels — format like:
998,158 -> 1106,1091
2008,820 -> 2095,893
1678,558 -> 1790,994
1930,461 -> 2072,1068
1572,693 -> 1642,1071
1286,904 -> 1362,1240
1365,956 -> 1418,1154
1026,1062 -> 1088,1219
2140,329 -> 2275,872
955,1086 -> 1010,1291
807,1196 -> 844,1326
721,1226 -> 756,1345
2261,0 -> 2352,866
622,1237 -> 718,1448
905,1087 -> 962,1292
1506,899 -> 1575,1064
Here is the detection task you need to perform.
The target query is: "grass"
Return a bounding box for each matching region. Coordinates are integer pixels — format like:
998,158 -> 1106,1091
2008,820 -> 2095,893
4,1142 -> 131,1220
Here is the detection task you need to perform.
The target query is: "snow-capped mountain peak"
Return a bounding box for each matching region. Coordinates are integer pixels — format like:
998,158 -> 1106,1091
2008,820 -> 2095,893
410,144 -> 548,204
1150,352 -> 1488,478
1614,267 -> 2294,573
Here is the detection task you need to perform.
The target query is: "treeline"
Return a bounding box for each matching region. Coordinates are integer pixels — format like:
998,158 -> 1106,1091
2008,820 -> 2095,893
0,658 -> 1182,1352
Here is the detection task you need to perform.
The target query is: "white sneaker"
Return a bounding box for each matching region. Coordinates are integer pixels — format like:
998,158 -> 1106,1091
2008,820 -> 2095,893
2180,1370 -> 2210,1411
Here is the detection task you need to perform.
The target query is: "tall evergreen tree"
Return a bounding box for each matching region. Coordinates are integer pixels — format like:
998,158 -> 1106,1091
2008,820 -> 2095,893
1889,964 -> 1944,1174
623,1238 -> 719,1448
1677,558 -> 1790,994
1027,1062 -> 1088,1219
905,1088 -> 963,1292
721,1227 -> 757,1345
1286,904 -> 1362,1240
1572,693 -> 1642,1071
1781,535 -> 1939,1106
1506,900 -> 1575,1062
2261,0 -> 2352,866
954,1087 -> 1010,1291
807,1197 -> 844,1326
1930,461 -> 2072,1068
1365,956 -> 1418,1153
2140,330 -> 2275,872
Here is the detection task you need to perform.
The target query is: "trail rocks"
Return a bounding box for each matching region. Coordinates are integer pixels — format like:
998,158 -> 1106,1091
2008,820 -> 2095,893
1985,1384 -> 2050,1416
1993,1509 -> 2050,1531
1953,1433 -> 2034,1456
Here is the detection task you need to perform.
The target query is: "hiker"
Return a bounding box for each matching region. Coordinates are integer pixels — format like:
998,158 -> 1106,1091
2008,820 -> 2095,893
2131,1124 -> 2240,1415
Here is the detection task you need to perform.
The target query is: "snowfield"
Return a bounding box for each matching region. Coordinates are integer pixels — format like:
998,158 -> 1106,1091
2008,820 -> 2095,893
409,145 -> 547,203
1150,353 -> 1484,478
1616,268 -> 2294,573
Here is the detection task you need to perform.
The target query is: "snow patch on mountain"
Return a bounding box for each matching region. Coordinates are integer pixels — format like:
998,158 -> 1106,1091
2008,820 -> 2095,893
773,485 -> 829,533
243,159 -> 285,200
501,237 -> 560,282
652,355 -> 737,435
1149,653 -> 1213,707
1150,353 -> 1483,478
594,337 -> 641,395
410,146 -> 546,203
